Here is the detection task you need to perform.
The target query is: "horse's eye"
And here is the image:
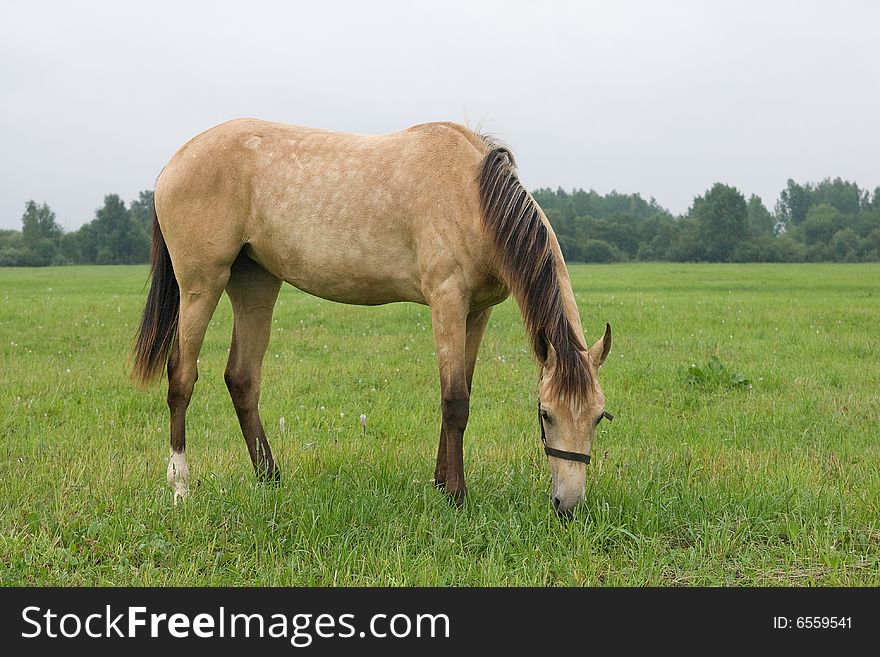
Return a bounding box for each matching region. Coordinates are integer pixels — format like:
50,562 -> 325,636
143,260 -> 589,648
540,410 -> 552,424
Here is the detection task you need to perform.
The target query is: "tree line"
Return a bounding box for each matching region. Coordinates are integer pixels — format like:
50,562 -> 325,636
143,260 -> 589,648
0,192 -> 153,266
2,178 -> 879,267
535,177 -> 880,263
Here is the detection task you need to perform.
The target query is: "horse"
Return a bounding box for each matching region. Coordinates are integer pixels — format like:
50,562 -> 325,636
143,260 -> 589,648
131,118 -> 612,515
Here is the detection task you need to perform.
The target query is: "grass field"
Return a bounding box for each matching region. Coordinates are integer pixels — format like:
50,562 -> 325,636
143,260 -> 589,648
1,263 -> 878,586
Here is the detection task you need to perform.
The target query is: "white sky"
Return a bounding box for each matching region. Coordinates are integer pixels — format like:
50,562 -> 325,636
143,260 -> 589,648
1,0 -> 878,230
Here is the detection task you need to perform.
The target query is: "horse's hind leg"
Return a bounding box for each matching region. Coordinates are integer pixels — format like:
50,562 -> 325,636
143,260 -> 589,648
167,269 -> 230,500
224,254 -> 282,482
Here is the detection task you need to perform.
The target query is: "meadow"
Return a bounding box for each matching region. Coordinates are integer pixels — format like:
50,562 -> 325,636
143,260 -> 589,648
1,263 -> 878,585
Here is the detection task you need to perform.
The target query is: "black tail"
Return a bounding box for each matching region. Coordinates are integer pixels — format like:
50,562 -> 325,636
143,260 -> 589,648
131,207 -> 179,386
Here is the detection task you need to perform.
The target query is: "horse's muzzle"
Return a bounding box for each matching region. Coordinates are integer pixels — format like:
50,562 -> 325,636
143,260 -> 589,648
552,495 -> 580,518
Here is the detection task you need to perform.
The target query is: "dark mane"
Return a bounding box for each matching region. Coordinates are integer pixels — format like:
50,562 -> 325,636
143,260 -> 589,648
477,139 -> 591,402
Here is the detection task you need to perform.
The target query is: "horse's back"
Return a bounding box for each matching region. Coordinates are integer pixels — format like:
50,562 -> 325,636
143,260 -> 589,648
155,118 -> 499,306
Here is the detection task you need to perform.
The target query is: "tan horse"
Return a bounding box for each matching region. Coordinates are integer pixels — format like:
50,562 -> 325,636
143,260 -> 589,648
132,118 -> 612,515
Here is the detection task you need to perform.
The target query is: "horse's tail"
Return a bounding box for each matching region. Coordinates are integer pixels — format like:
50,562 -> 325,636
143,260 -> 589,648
131,206 -> 179,387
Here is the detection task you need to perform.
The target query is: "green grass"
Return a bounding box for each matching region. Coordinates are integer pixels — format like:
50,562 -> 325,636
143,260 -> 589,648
1,263 -> 878,585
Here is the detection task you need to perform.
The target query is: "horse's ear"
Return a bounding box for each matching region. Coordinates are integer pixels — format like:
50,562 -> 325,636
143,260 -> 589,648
541,338 -> 557,374
589,323 -> 612,369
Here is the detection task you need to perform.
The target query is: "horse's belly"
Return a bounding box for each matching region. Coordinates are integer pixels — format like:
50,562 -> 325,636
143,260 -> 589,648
245,243 -> 426,306
289,269 -> 426,306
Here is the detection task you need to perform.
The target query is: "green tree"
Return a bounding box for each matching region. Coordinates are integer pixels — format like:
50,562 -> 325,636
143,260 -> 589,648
128,190 -> 155,244
580,239 -> 624,263
746,194 -> 775,237
557,234 -> 584,262
830,228 -> 860,262
666,217 -> 705,261
861,227 -> 880,260
60,228 -> 88,263
84,194 -> 150,264
637,215 -> 679,260
20,201 -> 64,266
0,229 -> 25,266
776,179 -> 812,228
690,183 -> 748,261
812,177 -> 862,216
799,203 -> 843,247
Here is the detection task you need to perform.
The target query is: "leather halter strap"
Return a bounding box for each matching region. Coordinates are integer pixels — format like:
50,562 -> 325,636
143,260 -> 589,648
545,444 -> 592,465
538,401 -> 613,465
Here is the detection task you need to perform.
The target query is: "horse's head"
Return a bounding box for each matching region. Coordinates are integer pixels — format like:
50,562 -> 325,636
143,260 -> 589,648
538,324 -> 612,516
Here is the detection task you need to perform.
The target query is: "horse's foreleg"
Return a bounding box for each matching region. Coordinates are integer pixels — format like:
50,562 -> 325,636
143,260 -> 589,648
167,278 -> 227,501
434,307 -> 491,490
431,296 -> 470,506
464,308 -> 492,393
224,255 -> 282,482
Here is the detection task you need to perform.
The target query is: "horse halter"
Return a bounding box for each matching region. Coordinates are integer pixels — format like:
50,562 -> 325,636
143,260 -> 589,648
538,401 -> 613,465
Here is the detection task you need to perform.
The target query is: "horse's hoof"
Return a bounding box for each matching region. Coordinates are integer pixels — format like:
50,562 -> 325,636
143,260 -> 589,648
446,487 -> 467,508
258,467 -> 282,485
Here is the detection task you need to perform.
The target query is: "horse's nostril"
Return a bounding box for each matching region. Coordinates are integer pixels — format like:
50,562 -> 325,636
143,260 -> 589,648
553,496 -> 574,519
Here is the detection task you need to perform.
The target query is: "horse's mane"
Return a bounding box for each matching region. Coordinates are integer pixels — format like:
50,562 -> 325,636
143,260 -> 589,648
476,137 -> 591,403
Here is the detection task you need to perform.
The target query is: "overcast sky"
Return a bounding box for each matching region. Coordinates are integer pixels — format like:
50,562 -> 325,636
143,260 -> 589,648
1,0 -> 877,230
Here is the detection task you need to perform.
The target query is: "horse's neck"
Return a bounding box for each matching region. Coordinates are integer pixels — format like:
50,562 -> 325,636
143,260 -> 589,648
554,249 -> 586,337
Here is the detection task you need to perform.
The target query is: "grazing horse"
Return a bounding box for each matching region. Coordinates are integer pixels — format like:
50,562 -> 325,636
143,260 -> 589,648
132,119 -> 612,515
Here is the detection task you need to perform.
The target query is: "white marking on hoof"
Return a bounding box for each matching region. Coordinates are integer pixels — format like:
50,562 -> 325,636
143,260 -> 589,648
167,450 -> 190,502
